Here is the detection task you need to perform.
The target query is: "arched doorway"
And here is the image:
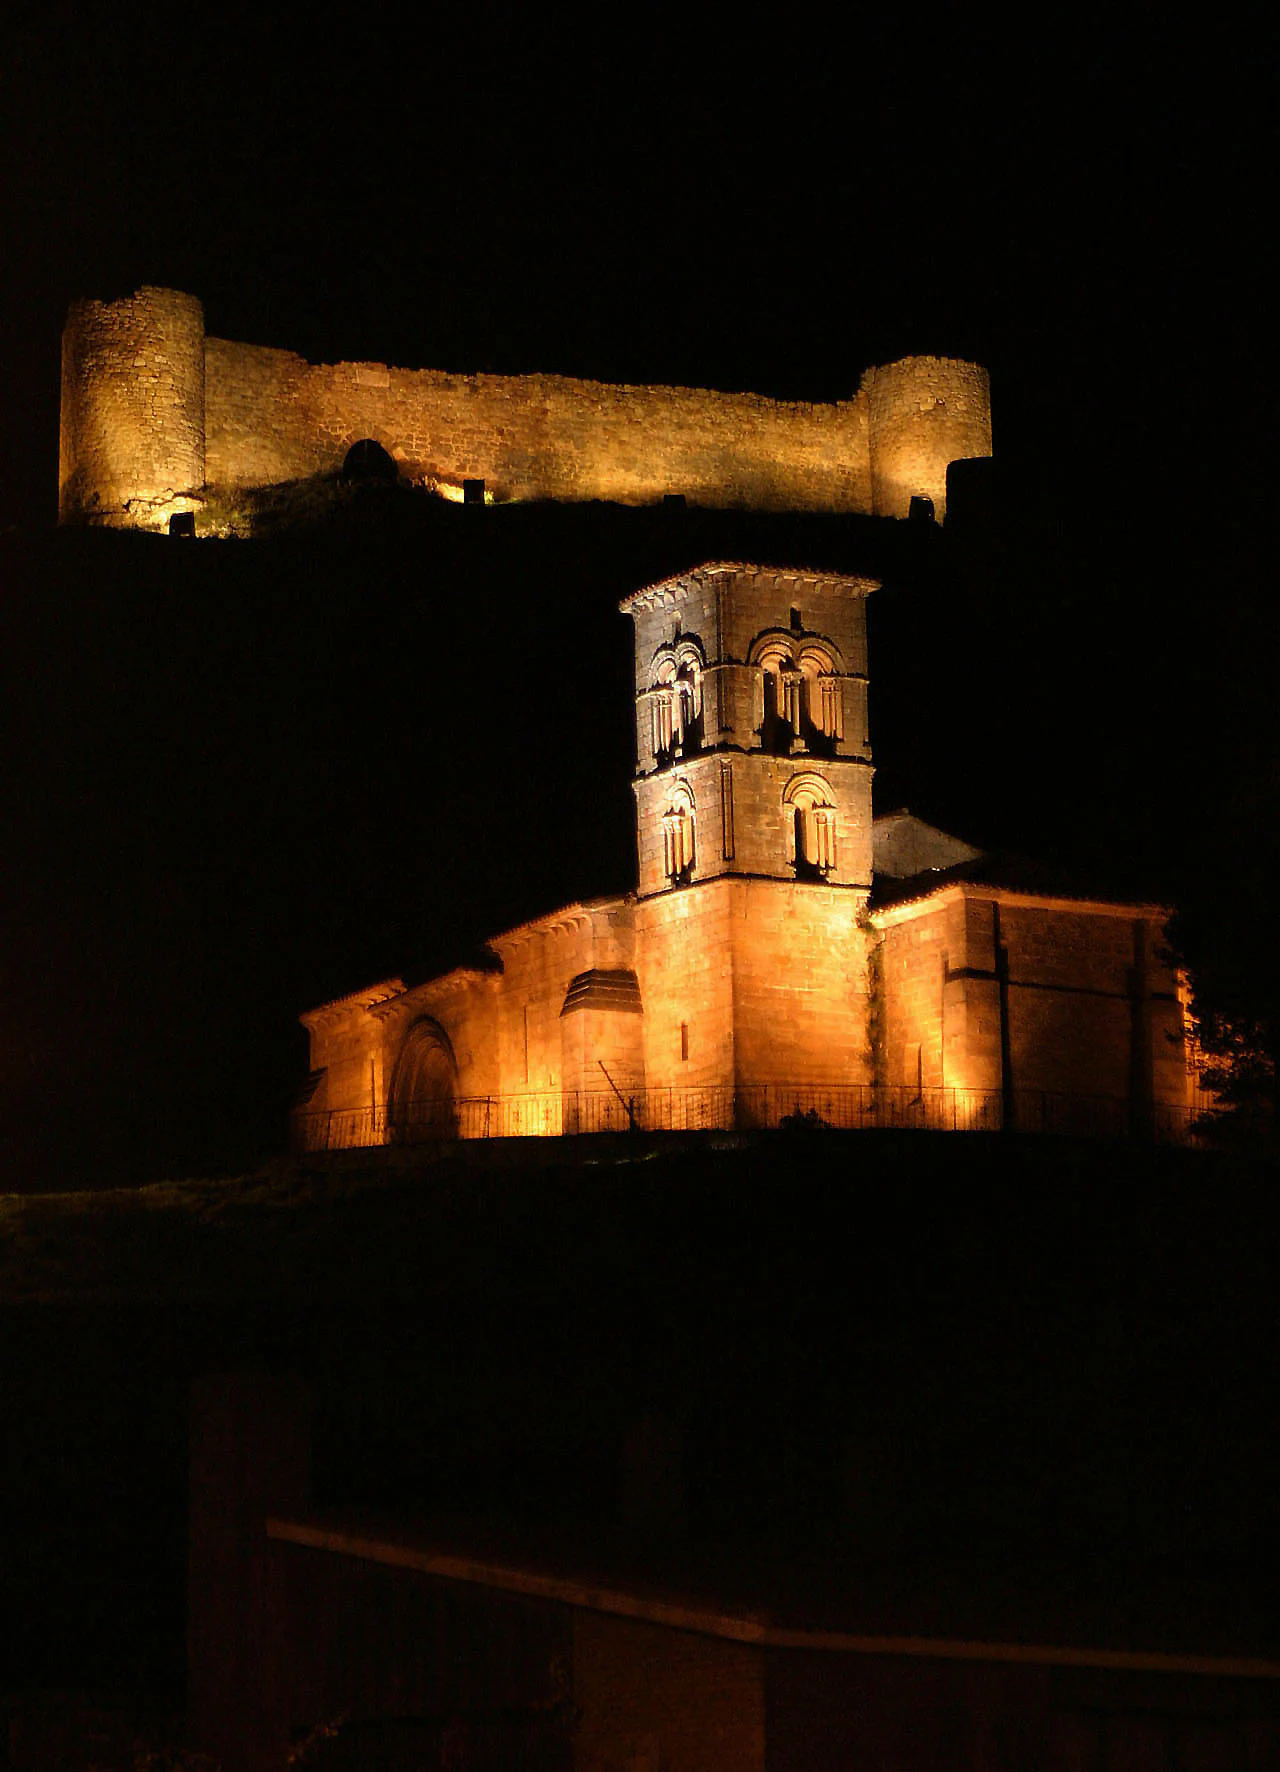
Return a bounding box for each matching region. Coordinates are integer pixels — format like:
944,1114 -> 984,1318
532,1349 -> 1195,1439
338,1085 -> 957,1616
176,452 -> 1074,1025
388,1017 -> 458,1142
341,438 -> 399,482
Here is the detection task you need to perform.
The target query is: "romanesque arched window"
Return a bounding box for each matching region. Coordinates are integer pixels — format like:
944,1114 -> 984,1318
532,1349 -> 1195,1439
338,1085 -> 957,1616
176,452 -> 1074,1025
651,657 -> 677,760
662,782 -> 697,884
648,639 -> 704,764
752,632 -> 843,757
797,643 -> 843,747
674,655 -> 703,750
783,774 -> 837,879
755,640 -> 801,755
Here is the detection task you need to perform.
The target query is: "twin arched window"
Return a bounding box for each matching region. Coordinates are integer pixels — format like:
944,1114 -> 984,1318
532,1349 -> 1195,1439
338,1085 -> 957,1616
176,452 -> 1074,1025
753,637 -> 843,755
648,641 -> 704,763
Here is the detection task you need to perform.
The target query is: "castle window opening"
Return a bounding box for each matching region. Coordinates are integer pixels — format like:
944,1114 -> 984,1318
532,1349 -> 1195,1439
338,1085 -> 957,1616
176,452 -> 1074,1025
680,1022 -> 690,1062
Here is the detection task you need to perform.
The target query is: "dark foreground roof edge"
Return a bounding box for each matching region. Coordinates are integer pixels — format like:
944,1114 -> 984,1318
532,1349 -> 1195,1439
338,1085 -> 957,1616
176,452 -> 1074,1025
266,1517 -> 1280,1681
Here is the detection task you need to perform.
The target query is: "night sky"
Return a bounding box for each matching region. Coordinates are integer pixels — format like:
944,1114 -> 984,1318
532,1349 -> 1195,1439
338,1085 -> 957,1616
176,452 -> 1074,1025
0,20 -> 1271,1186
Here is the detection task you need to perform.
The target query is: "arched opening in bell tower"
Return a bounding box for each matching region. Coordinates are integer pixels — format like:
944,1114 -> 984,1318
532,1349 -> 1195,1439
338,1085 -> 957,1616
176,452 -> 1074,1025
783,774 -> 838,881
662,783 -> 697,886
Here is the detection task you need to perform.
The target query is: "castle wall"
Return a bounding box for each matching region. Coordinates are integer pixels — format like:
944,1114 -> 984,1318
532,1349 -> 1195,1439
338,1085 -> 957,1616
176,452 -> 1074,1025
204,340 -> 875,512
60,289 -> 993,526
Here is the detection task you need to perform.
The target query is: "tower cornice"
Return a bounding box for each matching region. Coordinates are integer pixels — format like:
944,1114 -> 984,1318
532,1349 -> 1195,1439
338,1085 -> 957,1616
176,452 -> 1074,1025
619,562 -> 878,616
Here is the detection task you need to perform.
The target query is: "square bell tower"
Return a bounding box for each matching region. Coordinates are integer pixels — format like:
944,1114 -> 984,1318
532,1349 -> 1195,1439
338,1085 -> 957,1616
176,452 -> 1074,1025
620,563 -> 876,899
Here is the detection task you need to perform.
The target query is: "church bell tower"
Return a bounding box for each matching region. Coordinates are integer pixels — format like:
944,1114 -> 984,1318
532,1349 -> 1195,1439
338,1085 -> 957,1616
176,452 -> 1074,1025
621,564 -> 876,899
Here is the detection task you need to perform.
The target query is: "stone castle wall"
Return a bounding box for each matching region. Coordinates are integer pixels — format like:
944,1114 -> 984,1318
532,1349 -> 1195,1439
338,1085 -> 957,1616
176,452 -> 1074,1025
865,354 -> 992,521
59,288 -> 991,529
59,286 -> 206,527
204,337 -> 876,515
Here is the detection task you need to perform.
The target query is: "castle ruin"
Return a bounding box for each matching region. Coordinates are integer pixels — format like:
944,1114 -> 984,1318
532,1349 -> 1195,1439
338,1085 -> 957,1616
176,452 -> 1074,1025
58,286 -> 992,531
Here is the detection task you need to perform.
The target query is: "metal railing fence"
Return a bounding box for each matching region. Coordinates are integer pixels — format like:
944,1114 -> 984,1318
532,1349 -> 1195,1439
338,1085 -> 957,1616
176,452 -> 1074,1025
293,1083 -> 1198,1153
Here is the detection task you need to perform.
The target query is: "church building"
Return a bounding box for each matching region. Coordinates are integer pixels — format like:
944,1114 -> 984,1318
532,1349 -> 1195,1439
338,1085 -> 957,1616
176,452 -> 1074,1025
296,561 -> 1190,1148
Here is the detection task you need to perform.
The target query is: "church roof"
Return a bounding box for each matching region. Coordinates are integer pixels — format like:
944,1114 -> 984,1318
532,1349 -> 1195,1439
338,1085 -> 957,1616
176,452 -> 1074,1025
868,810 -> 1170,917
871,810 -> 983,879
870,847 -> 1170,917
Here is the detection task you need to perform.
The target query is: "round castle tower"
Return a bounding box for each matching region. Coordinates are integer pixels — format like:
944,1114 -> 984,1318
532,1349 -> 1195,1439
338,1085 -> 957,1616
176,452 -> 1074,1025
865,355 -> 991,522
59,286 -> 206,529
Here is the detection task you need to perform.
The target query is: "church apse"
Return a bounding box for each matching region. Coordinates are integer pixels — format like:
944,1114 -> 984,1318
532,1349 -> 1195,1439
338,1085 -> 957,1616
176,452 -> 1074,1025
59,288 -> 991,530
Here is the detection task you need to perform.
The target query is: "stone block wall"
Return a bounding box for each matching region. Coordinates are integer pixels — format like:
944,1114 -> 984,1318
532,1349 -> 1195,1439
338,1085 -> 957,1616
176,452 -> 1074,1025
636,882 -> 739,1091
634,753 -> 873,897
997,901 -> 1176,1103
59,286 -> 205,527
493,900 -> 636,1099
873,894 -> 965,1090
730,880 -> 872,1089
865,354 -> 993,522
300,982 -> 403,1127
206,344 -> 875,514
626,566 -> 873,710
872,889 -> 1188,1109
59,289 -> 992,526
625,566 -> 876,899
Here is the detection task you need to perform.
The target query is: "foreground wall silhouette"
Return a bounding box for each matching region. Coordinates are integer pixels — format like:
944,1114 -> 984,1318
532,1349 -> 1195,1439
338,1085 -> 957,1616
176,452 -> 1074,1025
58,286 -> 991,530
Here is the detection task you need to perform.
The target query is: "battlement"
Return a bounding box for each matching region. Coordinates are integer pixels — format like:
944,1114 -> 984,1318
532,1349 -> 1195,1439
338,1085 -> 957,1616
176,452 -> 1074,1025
58,288 -> 992,531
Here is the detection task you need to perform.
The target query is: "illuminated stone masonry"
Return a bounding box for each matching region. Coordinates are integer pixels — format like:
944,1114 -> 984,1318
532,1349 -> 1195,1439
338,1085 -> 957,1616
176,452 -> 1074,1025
296,564 -> 1191,1147
59,287 -> 992,530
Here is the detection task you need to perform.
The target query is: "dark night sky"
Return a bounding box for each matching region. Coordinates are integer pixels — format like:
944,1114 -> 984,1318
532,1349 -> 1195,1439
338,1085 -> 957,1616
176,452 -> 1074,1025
0,19 -> 1272,1185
